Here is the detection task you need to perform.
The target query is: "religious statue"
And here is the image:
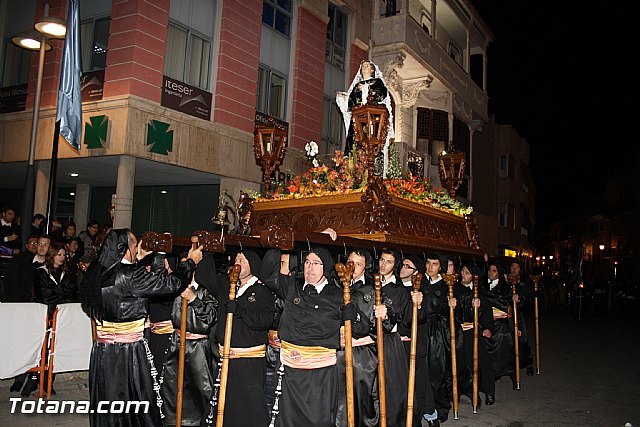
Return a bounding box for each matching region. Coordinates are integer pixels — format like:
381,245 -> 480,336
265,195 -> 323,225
336,60 -> 395,177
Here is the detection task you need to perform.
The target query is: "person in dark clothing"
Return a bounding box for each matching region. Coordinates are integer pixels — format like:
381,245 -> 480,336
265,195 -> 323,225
23,242 -> 78,396
3,235 -> 39,303
377,248 -> 421,427
264,251 -> 297,417
6,235 -> 42,394
30,214 -> 45,237
33,242 -> 77,311
420,253 -> 470,425
508,261 -> 535,377
335,248 -> 394,427
483,260 -> 518,390
454,262 -> 496,406
197,249 -> 273,427
145,253 -> 178,378
81,229 -> 200,427
398,254 -> 427,358
78,220 -> 99,257
1,205 -> 20,254
259,247 -> 367,427
161,253 -> 218,427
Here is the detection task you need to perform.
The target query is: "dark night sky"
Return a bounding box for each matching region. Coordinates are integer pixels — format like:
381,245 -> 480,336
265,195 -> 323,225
470,1 -> 636,231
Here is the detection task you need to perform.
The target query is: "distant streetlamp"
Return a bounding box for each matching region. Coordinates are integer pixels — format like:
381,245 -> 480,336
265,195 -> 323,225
598,244 -> 605,251
15,3 -> 66,247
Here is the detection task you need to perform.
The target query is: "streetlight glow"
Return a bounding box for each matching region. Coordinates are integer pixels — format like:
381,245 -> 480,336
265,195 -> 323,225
35,18 -> 67,38
12,33 -> 52,51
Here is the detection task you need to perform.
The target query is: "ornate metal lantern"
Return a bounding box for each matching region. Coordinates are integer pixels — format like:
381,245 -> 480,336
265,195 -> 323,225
253,115 -> 288,193
438,147 -> 466,197
351,96 -> 389,180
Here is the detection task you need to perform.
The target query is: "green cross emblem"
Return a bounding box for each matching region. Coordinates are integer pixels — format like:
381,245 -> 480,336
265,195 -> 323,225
84,115 -> 108,149
146,119 -> 173,155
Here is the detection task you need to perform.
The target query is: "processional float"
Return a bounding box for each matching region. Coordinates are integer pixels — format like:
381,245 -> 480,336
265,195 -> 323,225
136,61 -> 485,421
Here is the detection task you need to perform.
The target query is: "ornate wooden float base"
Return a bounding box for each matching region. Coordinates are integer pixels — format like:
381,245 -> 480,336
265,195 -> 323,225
250,191 -> 481,256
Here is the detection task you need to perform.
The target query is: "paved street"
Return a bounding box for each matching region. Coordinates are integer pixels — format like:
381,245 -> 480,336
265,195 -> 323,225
1,305 -> 638,426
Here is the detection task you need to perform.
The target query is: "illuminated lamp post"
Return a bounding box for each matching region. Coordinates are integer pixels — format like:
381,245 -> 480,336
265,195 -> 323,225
14,2 -> 66,248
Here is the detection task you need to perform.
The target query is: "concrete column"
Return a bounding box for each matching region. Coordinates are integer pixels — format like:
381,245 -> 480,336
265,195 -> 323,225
34,160 -> 50,217
431,0 -> 437,40
113,155 -> 136,229
73,184 -> 91,230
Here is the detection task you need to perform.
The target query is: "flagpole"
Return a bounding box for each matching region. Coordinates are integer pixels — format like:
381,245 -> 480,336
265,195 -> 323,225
45,120 -> 61,234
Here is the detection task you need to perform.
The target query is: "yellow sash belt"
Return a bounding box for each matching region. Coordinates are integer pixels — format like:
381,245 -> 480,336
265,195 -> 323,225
219,344 -> 267,359
280,340 -> 336,369
96,318 -> 145,344
150,320 -> 174,335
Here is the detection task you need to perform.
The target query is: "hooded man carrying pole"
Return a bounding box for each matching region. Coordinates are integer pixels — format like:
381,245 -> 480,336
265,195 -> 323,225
260,247 -> 366,427
81,229 -> 201,427
160,249 -> 218,426
199,249 -> 275,427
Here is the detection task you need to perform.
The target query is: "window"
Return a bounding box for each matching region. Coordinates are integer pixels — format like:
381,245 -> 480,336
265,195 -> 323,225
321,97 -> 344,156
499,154 -> 515,179
257,65 -> 287,120
420,12 -> 431,34
499,204 -> 513,228
417,108 -> 449,165
81,17 -> 110,72
164,22 -> 211,90
326,4 -> 347,70
262,0 -> 292,37
448,41 -> 462,67
2,41 -> 30,86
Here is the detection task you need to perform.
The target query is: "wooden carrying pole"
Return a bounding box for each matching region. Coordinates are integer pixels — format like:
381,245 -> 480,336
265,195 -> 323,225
36,310 -> 51,398
374,273 -> 387,427
509,276 -> 521,390
472,276 -> 479,413
405,272 -> 423,427
336,262 -> 356,427
443,273 -> 459,420
531,275 -> 541,374
175,236 -> 199,426
46,307 -> 59,400
216,263 -> 242,427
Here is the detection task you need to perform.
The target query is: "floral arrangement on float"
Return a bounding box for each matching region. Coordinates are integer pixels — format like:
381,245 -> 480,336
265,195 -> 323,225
250,141 -> 473,217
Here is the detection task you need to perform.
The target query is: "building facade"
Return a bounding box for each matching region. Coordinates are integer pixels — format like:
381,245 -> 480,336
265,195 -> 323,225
0,0 -> 493,238
473,115 -> 536,262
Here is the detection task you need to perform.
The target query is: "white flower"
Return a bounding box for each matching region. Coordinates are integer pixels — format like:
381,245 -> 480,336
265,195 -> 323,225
312,159 -> 319,167
306,140 -> 319,157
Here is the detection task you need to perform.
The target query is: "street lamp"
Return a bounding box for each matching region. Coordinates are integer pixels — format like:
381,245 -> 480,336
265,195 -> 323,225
598,244 -> 605,251
16,3 -> 66,247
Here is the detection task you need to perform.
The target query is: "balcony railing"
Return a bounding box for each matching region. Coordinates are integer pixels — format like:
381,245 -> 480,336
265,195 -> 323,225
372,11 -> 487,120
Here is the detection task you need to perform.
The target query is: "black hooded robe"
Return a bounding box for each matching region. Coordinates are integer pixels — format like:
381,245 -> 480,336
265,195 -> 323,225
86,230 -> 194,427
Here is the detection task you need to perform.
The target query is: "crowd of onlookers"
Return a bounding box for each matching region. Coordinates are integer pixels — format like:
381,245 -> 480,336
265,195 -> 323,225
1,203 -> 113,396
0,203 -> 111,304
